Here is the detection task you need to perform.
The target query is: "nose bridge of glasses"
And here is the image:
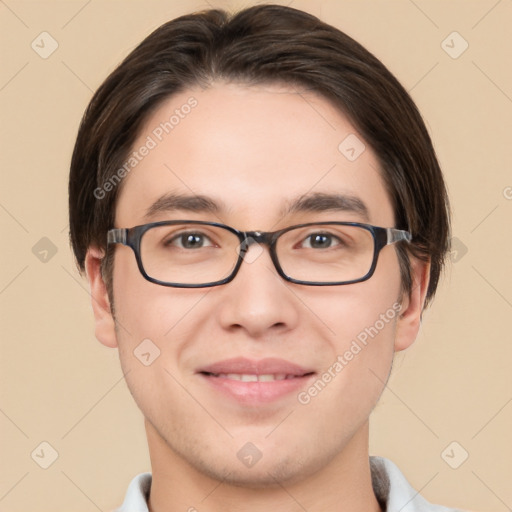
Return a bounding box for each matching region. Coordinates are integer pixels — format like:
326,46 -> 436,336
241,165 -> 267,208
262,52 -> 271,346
239,231 -> 274,251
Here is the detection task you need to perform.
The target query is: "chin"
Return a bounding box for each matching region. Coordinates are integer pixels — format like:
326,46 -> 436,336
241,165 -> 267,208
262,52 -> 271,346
190,449 -> 325,489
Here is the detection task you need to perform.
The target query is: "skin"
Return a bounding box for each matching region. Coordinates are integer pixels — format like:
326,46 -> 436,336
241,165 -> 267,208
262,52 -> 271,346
86,82 -> 430,512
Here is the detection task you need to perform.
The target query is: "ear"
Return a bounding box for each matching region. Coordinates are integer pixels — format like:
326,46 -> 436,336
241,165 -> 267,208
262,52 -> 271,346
394,257 -> 431,352
84,247 -> 118,348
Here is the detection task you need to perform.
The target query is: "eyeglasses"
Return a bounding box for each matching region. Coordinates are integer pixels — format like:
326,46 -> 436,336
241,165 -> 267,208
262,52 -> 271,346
107,220 -> 411,288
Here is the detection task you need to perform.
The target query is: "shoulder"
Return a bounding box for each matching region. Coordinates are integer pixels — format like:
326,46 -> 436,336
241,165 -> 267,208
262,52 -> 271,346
370,456 -> 468,512
111,472 -> 152,512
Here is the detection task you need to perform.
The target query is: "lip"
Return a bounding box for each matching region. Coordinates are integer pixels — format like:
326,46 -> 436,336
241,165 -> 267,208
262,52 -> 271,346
199,357 -> 314,376
197,357 -> 316,405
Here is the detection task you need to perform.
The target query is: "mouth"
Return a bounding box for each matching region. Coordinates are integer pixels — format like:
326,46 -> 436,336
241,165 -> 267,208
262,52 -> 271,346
200,372 -> 314,381
197,358 -> 316,404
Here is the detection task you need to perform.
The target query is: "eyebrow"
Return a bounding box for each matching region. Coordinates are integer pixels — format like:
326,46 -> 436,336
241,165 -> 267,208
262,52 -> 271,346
144,191 -> 369,222
144,193 -> 222,219
284,192 -> 370,221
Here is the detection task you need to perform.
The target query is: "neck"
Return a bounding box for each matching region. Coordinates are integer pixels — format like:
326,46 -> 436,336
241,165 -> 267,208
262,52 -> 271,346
145,419 -> 382,512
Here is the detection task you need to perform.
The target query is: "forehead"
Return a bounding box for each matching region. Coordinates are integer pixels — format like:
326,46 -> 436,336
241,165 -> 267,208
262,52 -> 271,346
115,82 -> 394,228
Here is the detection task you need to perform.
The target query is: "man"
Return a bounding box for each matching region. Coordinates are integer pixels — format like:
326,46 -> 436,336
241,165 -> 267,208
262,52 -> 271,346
69,4 -> 463,511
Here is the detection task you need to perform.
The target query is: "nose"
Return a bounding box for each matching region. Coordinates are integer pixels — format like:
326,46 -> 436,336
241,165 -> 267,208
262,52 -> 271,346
216,243 -> 300,338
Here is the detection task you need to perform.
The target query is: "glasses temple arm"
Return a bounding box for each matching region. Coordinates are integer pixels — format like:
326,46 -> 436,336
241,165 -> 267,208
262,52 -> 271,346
107,228 -> 127,245
386,228 -> 412,245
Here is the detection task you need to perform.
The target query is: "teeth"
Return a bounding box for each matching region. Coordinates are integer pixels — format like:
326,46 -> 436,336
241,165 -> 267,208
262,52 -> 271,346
214,373 -> 295,382
240,374 -> 258,382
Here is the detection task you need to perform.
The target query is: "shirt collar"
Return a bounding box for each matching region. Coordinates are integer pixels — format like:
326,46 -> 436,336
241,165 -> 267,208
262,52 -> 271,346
114,456 -> 461,512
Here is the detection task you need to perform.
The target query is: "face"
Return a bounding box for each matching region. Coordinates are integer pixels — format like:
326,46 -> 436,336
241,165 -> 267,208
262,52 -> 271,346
89,82 -> 425,486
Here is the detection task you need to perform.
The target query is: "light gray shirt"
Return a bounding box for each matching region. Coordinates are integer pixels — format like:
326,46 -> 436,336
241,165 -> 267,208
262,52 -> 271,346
114,456 -> 463,511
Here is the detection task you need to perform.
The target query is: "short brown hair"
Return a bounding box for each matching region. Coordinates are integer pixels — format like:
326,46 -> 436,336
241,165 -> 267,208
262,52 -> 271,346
69,4 -> 450,307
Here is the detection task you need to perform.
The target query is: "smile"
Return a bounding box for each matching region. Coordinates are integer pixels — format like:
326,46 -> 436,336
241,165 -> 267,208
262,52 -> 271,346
203,372 -> 307,382
197,358 -> 316,404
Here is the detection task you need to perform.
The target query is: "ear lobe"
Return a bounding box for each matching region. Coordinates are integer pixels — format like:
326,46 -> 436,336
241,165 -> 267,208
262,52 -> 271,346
394,258 -> 431,352
84,247 -> 118,348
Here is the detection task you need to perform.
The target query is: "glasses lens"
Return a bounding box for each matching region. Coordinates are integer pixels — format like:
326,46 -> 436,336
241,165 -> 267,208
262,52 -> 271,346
140,223 -> 240,285
276,224 -> 375,284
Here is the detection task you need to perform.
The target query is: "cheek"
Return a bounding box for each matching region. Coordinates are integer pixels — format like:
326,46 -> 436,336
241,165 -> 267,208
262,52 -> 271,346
297,295 -> 399,431
309,254 -> 402,350
112,248 -> 203,340
298,259 -> 402,404
110,250 -> 217,407
329,287 -> 400,377
110,255 -> 209,424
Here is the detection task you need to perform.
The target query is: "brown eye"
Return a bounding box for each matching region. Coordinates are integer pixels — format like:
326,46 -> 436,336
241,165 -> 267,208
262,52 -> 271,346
301,233 -> 341,249
166,232 -> 213,249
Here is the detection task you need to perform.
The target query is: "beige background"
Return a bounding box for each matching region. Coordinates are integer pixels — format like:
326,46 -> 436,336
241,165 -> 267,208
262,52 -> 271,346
1,0 -> 511,510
